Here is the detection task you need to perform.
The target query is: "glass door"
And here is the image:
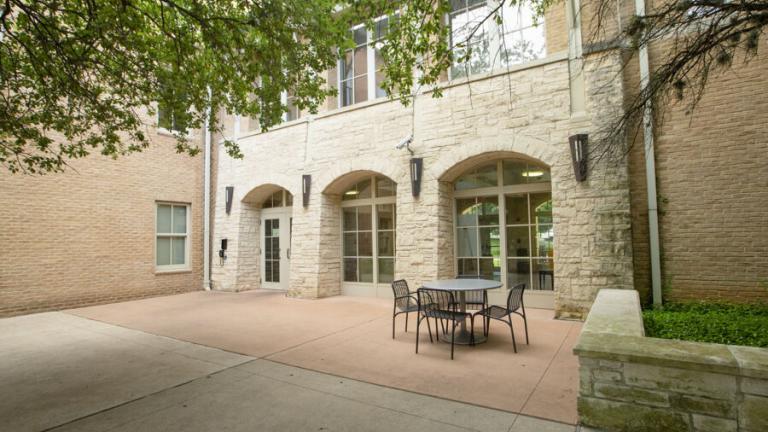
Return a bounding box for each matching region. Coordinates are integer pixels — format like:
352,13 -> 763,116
261,211 -> 291,290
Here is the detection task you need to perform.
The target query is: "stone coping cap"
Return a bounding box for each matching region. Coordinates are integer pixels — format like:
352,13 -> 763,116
574,288 -> 768,379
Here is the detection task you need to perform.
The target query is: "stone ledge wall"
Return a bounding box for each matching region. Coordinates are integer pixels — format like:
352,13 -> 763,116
575,289 -> 768,432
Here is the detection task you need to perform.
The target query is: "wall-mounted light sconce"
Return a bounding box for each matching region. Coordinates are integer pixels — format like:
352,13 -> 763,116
302,174 -> 311,207
225,186 -> 234,214
569,134 -> 589,182
410,158 -> 423,198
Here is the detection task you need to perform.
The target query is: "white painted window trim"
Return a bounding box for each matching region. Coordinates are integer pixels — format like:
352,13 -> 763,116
447,0 -> 547,81
452,160 -> 553,290
340,176 -> 397,286
155,202 -> 191,273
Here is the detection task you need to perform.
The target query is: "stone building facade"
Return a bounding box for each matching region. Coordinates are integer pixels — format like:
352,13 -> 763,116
211,2 -> 635,318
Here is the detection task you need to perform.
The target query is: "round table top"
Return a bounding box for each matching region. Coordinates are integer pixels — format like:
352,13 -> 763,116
422,278 -> 502,291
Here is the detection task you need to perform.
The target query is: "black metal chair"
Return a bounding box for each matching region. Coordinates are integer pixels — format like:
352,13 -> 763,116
473,283 -> 529,353
416,288 -> 474,360
390,280 -> 420,339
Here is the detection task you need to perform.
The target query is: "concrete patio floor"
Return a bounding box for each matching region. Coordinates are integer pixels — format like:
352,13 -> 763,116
0,310 -> 578,432
70,290 -> 581,424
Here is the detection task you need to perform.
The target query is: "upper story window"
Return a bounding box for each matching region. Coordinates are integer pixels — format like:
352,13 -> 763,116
337,14 -> 395,108
340,26 -> 369,107
157,103 -> 188,133
156,203 -> 190,271
283,91 -> 301,122
450,0 -> 546,80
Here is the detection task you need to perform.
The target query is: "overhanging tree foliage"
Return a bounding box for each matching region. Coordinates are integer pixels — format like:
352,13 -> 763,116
1,0 -> 765,174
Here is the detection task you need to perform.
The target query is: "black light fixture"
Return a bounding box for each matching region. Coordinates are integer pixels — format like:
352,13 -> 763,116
225,186 -> 234,214
302,174 -> 311,207
410,158 -> 423,198
569,134 -> 588,182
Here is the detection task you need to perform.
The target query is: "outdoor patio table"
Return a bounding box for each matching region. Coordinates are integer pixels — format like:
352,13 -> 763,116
422,278 -> 503,345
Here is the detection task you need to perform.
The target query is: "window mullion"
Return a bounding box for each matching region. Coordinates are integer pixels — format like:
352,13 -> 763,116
367,30 -> 376,100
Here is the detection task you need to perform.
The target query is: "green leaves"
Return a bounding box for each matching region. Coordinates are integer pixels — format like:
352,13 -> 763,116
643,302 -> 768,347
1,0 -> 350,173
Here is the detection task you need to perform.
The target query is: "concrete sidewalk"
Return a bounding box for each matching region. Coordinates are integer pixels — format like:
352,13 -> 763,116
0,311 -> 576,431
71,290 -> 581,423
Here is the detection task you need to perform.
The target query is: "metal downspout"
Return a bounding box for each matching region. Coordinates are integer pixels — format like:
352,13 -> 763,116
203,88 -> 212,291
635,0 -> 662,305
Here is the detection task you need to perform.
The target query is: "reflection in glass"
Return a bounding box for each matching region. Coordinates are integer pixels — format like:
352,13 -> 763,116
377,204 -> 395,229
479,227 -> 500,258
343,233 -> 357,256
456,198 -> 478,226
479,258 -> 501,281
507,258 -> 530,286
172,206 -> 186,234
477,196 -> 499,225
532,223 -> 554,257
172,238 -> 185,265
378,258 -> 394,283
506,226 -> 530,256
378,231 -> 394,256
375,177 -> 396,197
532,258 -> 554,290
344,258 -> 357,282
458,258 -> 479,277
505,195 -> 528,224
357,205 -> 372,230
359,258 -> 374,282
343,208 -> 357,230
530,193 -> 553,224
156,238 -> 171,266
456,227 -> 479,257
157,205 -> 172,233
454,163 -> 497,190
358,232 -> 373,256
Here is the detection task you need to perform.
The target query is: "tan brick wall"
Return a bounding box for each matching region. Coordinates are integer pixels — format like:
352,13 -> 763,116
626,38 -> 768,303
0,126 -> 205,317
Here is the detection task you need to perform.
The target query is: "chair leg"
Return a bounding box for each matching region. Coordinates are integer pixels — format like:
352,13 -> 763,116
450,321 -> 456,360
523,314 -> 529,344
469,315 -> 476,346
415,316 -> 421,354
426,313 -> 434,343
507,315 -> 517,353
392,309 -> 396,339
405,311 -> 409,333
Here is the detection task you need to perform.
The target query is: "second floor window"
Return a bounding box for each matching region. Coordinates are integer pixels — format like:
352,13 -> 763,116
450,0 -> 546,80
341,26 -> 369,107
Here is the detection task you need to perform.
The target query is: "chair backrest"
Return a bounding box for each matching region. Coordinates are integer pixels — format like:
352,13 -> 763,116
506,283 -> 526,312
417,288 -> 456,313
391,280 -> 411,309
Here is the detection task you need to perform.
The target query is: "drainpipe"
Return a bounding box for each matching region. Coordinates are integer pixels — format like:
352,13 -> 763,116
635,0 -> 662,305
203,87 -> 212,291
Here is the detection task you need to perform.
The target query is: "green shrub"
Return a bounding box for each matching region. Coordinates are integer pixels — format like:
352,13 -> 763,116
643,302 -> 768,347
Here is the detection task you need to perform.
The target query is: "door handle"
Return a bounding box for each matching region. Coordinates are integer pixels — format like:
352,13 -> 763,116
287,248 -> 291,259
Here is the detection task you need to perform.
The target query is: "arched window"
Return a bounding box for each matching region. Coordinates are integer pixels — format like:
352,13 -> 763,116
341,176 -> 397,284
262,189 -> 293,208
454,159 -> 554,290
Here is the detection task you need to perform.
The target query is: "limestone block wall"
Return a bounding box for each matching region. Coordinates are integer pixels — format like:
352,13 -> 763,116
575,289 -> 768,432
212,52 -> 634,318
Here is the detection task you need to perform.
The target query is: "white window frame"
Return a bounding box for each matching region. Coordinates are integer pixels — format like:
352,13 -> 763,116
337,14 -> 394,109
453,160 -> 553,291
448,0 -> 547,80
156,105 -> 192,137
155,202 -> 191,272
340,176 -> 397,286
